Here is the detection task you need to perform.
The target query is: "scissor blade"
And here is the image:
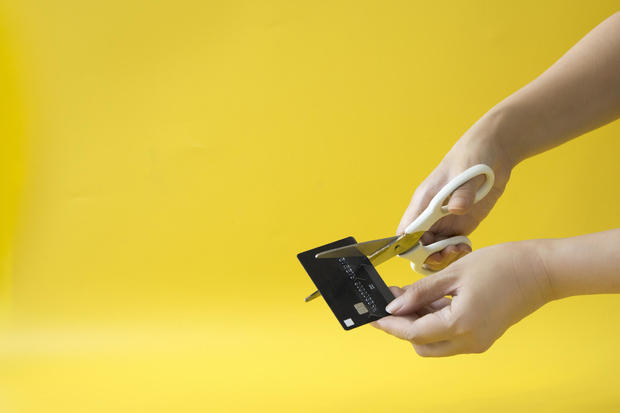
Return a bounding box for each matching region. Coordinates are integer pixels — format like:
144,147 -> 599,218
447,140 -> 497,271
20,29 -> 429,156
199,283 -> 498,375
314,236 -> 399,259
368,231 -> 425,266
304,290 -> 322,302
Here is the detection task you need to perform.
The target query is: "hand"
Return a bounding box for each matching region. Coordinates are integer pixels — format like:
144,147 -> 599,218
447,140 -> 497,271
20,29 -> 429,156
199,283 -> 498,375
399,12 -> 620,271
373,241 -> 553,357
398,116 -> 513,271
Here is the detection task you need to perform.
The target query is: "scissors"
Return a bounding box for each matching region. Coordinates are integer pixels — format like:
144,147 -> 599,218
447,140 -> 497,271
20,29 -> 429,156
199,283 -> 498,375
304,164 -> 495,302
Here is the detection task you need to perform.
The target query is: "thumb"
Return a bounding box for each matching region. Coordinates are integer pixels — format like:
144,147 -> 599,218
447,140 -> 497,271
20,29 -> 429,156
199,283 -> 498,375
385,273 -> 456,315
447,175 -> 484,215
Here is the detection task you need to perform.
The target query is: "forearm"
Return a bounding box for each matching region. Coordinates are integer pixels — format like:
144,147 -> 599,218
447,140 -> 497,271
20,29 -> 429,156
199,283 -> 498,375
537,229 -> 620,300
461,12 -> 620,167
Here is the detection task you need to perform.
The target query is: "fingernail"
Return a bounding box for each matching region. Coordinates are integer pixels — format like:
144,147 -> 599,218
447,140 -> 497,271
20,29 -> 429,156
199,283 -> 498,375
386,297 -> 403,314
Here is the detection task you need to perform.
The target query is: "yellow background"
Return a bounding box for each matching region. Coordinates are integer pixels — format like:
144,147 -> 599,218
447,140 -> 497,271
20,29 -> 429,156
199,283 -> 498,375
1,1 -> 619,411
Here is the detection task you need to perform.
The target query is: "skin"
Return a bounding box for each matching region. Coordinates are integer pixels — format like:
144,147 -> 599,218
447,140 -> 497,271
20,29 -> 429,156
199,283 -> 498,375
398,11 -> 620,271
374,230 -> 620,357
374,12 -> 620,356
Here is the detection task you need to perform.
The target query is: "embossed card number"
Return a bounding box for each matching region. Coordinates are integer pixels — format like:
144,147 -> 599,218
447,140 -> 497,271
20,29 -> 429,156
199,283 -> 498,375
297,237 -> 395,330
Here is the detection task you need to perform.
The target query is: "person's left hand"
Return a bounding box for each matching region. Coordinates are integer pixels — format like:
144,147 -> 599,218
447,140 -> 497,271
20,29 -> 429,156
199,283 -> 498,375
372,241 -> 553,357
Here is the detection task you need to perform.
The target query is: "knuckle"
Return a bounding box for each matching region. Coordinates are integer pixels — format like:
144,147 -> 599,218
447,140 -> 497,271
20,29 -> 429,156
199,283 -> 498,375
463,333 -> 492,354
405,328 -> 427,345
414,182 -> 439,204
470,341 -> 491,354
439,309 -> 461,333
412,344 -> 431,357
405,281 -> 424,300
452,314 -> 474,336
436,309 -> 457,335
407,277 -> 435,302
453,323 -> 470,337
412,183 -> 429,202
404,329 -> 418,343
412,185 -> 423,198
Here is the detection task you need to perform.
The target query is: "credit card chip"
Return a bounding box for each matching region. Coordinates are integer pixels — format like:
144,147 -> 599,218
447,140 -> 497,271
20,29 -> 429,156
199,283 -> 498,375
354,302 -> 368,315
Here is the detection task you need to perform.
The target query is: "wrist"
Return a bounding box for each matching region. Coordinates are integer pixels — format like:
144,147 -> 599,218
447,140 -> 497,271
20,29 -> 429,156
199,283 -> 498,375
534,230 -> 620,300
516,239 -> 558,306
452,106 -> 517,186
474,104 -> 523,168
532,236 -> 587,301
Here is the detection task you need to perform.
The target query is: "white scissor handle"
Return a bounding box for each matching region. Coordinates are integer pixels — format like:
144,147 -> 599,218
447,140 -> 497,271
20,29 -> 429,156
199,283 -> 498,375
400,235 -> 471,275
404,164 -> 495,235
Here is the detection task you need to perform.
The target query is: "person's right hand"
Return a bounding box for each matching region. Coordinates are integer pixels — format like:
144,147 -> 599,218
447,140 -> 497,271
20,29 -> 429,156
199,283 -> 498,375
398,117 -> 514,271
400,10 -> 620,272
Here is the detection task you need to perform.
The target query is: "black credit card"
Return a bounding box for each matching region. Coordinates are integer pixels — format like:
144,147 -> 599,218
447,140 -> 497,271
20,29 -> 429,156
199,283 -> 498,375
298,237 -> 395,330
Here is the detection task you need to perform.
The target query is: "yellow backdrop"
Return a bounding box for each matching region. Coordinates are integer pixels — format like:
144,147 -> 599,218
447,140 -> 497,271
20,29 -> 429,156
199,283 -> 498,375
1,1 -> 619,411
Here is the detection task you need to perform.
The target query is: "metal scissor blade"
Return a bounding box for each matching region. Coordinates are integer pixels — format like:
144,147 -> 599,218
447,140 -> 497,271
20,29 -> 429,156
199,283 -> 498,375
314,236 -> 399,260
305,232 -> 425,303
367,231 -> 425,266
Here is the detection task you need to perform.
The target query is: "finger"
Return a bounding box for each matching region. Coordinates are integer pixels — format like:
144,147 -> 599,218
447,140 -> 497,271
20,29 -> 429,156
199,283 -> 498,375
400,285 -> 450,304
424,243 -> 472,271
413,340 -> 465,357
441,243 -> 472,267
397,184 -> 439,234
405,305 -> 455,344
416,296 -> 452,316
370,286 -> 405,329
390,292 -> 452,325
447,175 -> 485,215
419,231 -> 437,245
424,246 -> 457,271
427,296 -> 451,310
385,272 -> 456,315
389,286 -> 405,298
373,314 -> 420,341
375,300 -> 456,343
